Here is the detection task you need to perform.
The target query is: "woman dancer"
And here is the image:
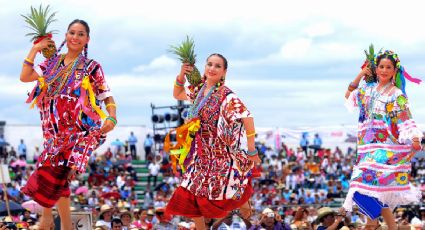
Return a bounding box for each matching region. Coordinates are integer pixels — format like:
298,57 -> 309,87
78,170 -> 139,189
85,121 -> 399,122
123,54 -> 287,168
166,53 -> 261,229
20,19 -> 116,229
343,50 -> 422,230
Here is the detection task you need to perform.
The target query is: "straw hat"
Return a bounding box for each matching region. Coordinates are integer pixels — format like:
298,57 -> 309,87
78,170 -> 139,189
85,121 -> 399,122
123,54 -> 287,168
99,204 -> 113,217
119,209 -> 134,222
147,209 -> 155,216
316,207 -> 336,222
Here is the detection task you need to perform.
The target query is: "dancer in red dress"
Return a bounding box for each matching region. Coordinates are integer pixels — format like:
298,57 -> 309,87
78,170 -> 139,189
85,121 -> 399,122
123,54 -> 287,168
166,53 -> 261,229
20,19 -> 117,229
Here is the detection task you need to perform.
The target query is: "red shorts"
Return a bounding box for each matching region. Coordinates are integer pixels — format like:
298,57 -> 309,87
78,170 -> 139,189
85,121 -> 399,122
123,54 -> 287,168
165,182 -> 253,219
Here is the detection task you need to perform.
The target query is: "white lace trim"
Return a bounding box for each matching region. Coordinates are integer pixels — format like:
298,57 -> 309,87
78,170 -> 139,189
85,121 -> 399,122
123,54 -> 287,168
343,184 -> 421,211
398,120 -> 423,144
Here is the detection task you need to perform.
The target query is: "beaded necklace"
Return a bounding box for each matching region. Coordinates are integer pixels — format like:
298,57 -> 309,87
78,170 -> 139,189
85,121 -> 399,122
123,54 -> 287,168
45,54 -> 82,97
187,83 -> 219,119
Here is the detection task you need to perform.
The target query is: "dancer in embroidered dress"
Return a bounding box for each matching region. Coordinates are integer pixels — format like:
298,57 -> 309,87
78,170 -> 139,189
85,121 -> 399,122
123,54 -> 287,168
20,19 -> 117,230
343,50 -> 422,230
166,53 -> 261,229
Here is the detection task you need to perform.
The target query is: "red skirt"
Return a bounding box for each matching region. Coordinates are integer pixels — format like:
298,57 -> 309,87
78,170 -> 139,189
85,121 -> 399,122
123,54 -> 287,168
165,182 -> 254,219
21,166 -> 71,208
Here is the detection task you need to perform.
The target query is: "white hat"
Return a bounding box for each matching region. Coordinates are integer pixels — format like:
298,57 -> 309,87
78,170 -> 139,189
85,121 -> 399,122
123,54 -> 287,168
262,208 -> 274,215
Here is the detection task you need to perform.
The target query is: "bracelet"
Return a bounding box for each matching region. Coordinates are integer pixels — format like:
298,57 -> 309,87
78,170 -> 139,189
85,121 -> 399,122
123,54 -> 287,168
246,149 -> 258,156
24,58 -> 34,67
246,131 -> 256,137
176,77 -> 185,86
347,82 -> 358,92
106,116 -> 117,126
174,80 -> 184,87
105,103 -> 116,109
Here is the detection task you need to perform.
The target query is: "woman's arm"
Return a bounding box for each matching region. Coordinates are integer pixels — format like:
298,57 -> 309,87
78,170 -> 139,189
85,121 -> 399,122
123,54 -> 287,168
173,63 -> 192,100
100,96 -> 117,134
344,68 -> 370,99
242,117 -> 261,163
20,38 -> 55,82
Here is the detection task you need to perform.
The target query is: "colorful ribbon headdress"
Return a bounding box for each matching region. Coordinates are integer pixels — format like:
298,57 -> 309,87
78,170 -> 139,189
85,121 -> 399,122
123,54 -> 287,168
374,50 -> 422,94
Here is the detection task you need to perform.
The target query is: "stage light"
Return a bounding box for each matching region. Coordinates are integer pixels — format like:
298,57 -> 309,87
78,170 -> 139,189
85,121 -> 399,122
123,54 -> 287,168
151,114 -> 164,123
164,113 -> 179,122
154,134 -> 165,142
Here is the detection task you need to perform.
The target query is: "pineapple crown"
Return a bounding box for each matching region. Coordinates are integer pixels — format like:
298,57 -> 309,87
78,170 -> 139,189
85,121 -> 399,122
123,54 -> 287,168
21,5 -> 58,41
168,35 -> 196,65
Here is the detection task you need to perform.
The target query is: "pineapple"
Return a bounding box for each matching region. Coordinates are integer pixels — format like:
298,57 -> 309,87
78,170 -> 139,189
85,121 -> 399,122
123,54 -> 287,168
21,5 -> 58,58
169,36 -> 202,86
363,44 -> 381,83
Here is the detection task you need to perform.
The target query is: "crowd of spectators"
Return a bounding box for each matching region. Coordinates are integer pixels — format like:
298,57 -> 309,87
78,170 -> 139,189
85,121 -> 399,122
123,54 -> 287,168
1,132 -> 425,229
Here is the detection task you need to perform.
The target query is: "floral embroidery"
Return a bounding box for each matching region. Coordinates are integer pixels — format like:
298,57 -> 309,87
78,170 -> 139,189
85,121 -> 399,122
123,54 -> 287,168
375,130 -> 388,142
362,169 -> 376,184
180,86 -> 253,200
346,83 -> 422,208
395,172 -> 408,185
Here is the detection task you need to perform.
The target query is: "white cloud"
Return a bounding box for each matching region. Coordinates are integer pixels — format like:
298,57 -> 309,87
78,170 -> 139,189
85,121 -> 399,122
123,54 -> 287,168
304,22 -> 334,38
279,38 -> 313,59
132,55 -> 178,73
3,0 -> 425,129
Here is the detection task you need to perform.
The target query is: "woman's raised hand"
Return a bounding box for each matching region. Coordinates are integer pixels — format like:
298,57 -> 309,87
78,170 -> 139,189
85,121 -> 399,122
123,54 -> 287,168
33,37 -> 55,52
360,66 -> 372,78
179,63 -> 193,79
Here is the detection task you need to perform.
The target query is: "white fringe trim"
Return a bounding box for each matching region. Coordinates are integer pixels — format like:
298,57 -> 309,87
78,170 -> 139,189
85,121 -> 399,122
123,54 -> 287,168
343,184 -> 421,211
398,122 -> 423,144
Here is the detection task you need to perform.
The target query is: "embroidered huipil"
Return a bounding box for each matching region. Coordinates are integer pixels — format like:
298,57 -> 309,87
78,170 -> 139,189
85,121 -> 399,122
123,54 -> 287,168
180,86 -> 254,200
30,58 -> 111,173
343,83 -> 423,210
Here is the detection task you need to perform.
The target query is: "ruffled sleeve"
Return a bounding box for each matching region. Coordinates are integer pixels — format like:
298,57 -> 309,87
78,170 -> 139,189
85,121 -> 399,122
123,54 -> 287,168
222,93 -> 252,123
392,92 -> 423,144
87,60 -> 112,101
345,84 -> 369,112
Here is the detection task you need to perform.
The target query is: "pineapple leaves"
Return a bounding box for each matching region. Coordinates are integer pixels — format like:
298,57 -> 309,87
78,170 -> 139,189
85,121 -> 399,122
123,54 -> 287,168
168,35 -> 197,65
21,4 -> 58,41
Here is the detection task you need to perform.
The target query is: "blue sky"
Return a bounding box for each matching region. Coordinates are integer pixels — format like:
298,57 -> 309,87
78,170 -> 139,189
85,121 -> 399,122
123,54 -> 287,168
1,0 -> 425,128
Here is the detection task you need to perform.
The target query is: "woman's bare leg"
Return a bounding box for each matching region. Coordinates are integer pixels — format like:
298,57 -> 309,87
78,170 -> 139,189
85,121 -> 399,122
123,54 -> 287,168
239,201 -> 252,219
381,208 -> 397,230
56,197 -> 72,230
39,207 -> 53,230
193,216 -> 206,230
364,216 -> 379,230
